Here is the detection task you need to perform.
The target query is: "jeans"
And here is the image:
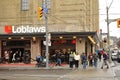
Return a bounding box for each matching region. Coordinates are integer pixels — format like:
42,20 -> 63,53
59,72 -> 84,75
56,58 -> 61,66
93,60 -> 97,67
101,60 -> 109,68
83,61 -> 87,69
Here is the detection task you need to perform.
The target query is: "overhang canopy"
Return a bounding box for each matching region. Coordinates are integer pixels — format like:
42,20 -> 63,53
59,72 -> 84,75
0,32 -> 100,43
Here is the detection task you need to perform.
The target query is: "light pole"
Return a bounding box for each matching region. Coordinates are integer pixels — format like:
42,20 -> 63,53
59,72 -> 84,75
45,0 -> 49,68
106,0 -> 114,62
42,0 -> 49,68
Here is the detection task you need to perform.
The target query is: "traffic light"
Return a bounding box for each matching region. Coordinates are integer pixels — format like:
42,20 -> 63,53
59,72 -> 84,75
117,19 -> 120,28
38,7 -> 43,20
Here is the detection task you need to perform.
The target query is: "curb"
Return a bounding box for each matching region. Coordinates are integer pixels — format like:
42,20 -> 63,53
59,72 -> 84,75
0,66 -> 72,71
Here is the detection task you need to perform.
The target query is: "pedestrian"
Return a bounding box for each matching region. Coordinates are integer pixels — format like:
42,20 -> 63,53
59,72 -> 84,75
69,50 -> 75,68
88,53 -> 93,66
98,50 -> 102,61
36,55 -> 43,67
80,53 -> 84,65
56,50 -> 62,66
12,52 -> 16,63
101,52 -> 109,69
81,52 -> 87,69
4,50 -> 9,63
93,52 -> 98,68
74,52 -> 80,69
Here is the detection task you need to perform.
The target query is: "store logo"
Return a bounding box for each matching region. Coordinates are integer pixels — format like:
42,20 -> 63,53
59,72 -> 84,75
5,25 -> 12,34
5,25 -> 46,34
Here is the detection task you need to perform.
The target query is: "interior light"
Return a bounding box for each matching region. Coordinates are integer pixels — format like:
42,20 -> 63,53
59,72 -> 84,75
73,36 -> 77,39
33,37 -> 36,41
59,36 -> 63,39
21,37 -> 24,39
8,37 -> 12,39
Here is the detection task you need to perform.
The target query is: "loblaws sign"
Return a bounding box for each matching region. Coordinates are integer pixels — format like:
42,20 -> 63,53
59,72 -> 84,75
5,25 -> 46,34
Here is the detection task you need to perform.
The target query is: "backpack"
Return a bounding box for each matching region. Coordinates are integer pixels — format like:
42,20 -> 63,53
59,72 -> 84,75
103,54 -> 108,60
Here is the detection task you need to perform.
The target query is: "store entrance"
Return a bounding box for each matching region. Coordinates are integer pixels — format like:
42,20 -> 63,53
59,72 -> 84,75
41,39 -> 76,64
1,40 -> 31,63
10,48 -> 24,63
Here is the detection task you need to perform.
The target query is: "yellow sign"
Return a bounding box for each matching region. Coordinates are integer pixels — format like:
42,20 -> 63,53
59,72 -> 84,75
88,36 -> 96,44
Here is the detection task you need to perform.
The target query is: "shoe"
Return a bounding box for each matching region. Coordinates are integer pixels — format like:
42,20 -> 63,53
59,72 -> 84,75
107,67 -> 109,69
101,67 -> 103,69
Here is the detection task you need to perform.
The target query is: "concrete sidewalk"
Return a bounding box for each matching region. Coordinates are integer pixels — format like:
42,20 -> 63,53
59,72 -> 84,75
0,61 -> 117,80
0,61 -> 115,69
56,62 -> 116,80
58,67 -> 115,80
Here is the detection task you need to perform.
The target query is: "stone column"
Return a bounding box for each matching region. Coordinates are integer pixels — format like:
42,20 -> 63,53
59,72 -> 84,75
76,38 -> 85,54
31,38 -> 41,60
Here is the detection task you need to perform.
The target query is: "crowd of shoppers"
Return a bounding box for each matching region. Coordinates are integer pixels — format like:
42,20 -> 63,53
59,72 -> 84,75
1,48 -> 109,70
67,49 -> 109,69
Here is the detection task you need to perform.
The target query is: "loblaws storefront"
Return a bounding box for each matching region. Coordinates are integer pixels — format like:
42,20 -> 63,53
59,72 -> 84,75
0,25 -> 99,64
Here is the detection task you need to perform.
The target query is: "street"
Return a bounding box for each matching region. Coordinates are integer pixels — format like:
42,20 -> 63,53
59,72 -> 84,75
0,68 -> 115,80
113,60 -> 120,80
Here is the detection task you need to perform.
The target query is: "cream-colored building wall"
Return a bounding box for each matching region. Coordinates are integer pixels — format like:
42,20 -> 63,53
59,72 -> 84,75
0,0 -> 19,25
49,0 -> 99,32
84,0 -> 99,32
0,0 -> 99,33
91,0 -> 99,31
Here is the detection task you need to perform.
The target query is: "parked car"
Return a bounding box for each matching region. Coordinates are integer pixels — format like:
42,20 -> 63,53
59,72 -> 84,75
111,52 -> 118,60
111,50 -> 118,60
117,52 -> 120,62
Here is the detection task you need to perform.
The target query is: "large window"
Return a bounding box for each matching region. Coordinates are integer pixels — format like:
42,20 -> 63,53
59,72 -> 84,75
21,0 -> 29,11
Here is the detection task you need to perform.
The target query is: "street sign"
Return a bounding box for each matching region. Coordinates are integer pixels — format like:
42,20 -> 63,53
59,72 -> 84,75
43,41 -> 51,46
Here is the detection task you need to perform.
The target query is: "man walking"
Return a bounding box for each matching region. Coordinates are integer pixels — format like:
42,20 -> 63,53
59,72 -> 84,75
101,52 -> 109,69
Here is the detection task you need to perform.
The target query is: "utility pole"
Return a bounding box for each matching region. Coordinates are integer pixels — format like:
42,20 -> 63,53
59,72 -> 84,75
45,0 -> 49,68
106,0 -> 114,63
106,6 -> 110,45
42,0 -> 49,68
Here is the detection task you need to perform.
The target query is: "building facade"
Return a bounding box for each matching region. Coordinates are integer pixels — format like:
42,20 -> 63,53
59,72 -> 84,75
0,0 -> 99,63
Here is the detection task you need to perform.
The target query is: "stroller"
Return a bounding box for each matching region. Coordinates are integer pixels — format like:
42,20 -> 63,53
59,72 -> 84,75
36,55 -> 46,67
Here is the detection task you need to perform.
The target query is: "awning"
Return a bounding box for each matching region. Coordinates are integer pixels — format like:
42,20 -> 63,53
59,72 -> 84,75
0,32 -> 100,43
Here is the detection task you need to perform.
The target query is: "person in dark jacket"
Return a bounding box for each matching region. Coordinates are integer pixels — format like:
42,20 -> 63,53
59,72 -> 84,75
81,52 -> 87,69
69,51 -> 74,68
101,52 -> 109,69
56,50 -> 62,66
93,53 -> 98,68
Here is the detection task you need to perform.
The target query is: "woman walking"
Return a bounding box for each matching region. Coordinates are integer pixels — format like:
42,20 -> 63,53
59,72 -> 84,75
74,52 -> 80,69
